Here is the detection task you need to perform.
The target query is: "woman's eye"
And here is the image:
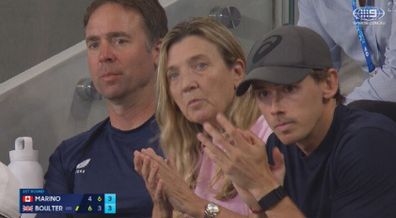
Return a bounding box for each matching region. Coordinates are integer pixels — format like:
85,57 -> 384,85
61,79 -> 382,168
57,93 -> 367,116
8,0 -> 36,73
167,71 -> 179,81
195,62 -> 208,71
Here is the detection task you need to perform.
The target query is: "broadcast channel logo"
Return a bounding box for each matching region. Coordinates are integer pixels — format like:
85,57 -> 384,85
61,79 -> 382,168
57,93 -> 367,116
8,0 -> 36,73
22,195 -> 34,203
353,6 -> 385,22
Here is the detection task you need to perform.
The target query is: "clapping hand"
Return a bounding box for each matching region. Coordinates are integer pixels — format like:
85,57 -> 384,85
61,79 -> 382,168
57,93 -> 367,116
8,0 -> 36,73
197,113 -> 285,201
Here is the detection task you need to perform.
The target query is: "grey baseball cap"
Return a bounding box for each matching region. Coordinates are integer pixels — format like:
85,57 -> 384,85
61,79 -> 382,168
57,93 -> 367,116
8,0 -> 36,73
236,25 -> 333,96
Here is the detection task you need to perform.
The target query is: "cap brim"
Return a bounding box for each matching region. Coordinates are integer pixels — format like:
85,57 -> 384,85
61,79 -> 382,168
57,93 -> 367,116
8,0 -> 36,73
236,66 -> 312,96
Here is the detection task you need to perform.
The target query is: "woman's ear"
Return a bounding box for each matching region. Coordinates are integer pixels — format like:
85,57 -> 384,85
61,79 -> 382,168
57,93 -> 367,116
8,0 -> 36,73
231,58 -> 245,86
321,68 -> 339,100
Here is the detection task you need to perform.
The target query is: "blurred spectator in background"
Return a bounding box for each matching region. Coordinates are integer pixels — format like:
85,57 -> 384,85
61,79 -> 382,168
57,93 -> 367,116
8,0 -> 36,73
298,0 -> 396,103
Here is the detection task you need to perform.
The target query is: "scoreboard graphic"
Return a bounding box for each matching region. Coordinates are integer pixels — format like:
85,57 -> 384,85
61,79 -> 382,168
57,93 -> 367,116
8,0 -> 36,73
20,189 -> 116,214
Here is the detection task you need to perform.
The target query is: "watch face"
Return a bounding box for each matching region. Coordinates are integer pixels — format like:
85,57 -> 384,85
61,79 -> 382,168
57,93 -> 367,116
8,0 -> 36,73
207,202 -> 220,213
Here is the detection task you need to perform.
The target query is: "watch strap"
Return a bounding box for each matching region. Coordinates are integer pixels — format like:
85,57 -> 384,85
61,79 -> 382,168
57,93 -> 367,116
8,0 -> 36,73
257,186 -> 287,211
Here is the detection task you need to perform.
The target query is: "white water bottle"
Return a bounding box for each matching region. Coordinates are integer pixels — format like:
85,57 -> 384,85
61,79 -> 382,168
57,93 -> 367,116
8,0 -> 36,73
8,137 -> 44,218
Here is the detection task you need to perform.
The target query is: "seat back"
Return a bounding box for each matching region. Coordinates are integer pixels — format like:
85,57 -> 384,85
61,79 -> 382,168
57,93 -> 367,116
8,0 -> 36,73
347,100 -> 396,122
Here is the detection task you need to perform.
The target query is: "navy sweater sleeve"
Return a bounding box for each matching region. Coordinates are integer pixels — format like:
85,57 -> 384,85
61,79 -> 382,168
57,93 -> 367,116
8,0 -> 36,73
331,127 -> 396,218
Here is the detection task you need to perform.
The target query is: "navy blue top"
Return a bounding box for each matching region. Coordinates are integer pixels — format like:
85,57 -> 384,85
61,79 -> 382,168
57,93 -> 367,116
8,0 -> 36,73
39,116 -> 162,218
267,105 -> 396,218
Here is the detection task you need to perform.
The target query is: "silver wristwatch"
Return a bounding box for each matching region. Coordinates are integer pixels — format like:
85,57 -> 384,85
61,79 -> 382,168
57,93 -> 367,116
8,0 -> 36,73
204,202 -> 220,218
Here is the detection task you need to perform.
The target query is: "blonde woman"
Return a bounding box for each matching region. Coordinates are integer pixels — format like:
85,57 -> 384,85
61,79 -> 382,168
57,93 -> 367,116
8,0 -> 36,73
134,17 -> 273,217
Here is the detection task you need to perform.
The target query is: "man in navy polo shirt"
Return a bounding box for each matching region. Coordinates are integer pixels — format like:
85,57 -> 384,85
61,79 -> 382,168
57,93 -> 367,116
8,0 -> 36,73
39,1 -> 167,217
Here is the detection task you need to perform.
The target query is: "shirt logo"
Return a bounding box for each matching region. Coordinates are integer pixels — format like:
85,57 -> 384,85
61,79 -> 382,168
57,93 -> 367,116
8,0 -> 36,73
75,158 -> 91,174
353,6 -> 385,22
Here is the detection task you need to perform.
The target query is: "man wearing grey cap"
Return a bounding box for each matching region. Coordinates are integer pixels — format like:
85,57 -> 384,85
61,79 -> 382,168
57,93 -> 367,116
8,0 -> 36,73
199,26 -> 396,217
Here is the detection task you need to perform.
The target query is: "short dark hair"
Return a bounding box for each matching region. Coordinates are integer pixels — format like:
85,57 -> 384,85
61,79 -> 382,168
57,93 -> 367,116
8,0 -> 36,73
309,69 -> 345,105
83,0 -> 168,45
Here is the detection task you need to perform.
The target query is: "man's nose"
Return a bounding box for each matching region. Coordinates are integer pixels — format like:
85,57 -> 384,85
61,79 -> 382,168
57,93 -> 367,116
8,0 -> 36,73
270,92 -> 284,115
99,42 -> 116,63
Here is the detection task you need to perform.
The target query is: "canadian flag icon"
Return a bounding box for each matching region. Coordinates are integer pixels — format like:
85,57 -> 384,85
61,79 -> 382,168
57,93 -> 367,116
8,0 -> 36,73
22,195 -> 33,203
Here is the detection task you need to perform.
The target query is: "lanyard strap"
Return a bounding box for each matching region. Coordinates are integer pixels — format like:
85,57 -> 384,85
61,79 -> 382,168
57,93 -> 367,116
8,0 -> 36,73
352,0 -> 376,72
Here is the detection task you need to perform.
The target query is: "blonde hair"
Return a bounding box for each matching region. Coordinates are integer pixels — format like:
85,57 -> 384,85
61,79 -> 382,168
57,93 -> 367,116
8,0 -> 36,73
156,17 -> 260,201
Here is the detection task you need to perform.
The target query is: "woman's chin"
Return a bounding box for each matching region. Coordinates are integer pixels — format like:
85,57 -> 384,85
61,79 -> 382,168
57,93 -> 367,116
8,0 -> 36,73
187,112 -> 216,125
